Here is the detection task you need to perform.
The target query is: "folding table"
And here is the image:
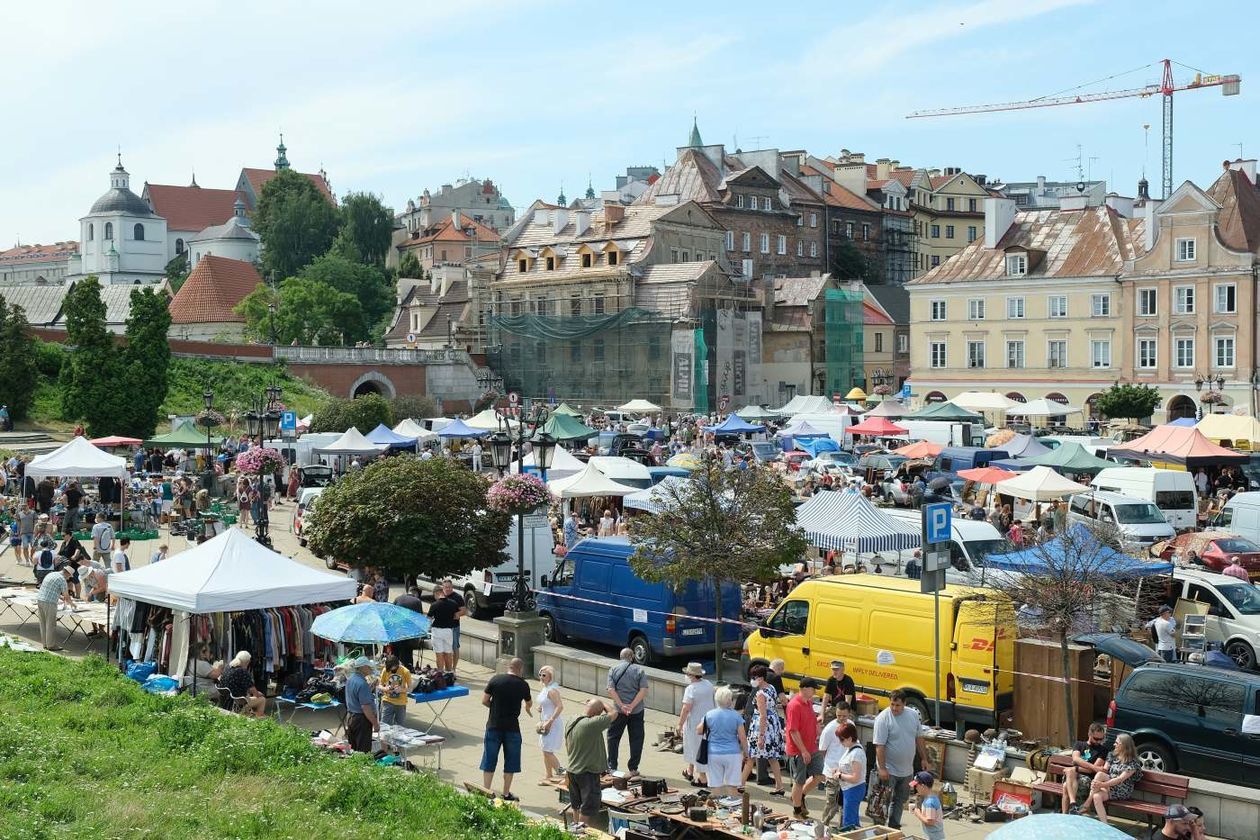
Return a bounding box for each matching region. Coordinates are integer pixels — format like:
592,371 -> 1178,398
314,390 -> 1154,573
406,684 -> 469,735
275,694 -> 346,734
377,724 -> 445,771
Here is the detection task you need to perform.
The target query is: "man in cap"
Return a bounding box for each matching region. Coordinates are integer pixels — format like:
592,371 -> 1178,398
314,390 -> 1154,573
820,660 -> 855,722
36,563 -> 75,651
1153,804 -> 1192,838
344,656 -> 379,754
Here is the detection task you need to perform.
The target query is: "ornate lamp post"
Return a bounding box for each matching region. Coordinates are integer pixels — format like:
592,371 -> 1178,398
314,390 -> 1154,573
241,384 -> 283,546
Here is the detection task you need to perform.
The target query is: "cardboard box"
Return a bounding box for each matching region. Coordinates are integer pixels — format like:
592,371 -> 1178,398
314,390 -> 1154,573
836,826 -> 904,840
965,767 -> 1002,801
854,697 -> 879,716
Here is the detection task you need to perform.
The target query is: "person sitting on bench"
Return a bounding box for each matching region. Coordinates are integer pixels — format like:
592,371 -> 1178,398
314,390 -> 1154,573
1061,722 -> 1110,813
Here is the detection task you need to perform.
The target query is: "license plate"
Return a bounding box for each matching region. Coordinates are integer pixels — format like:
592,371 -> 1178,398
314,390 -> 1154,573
681,628 -> 704,637
960,678 -> 990,695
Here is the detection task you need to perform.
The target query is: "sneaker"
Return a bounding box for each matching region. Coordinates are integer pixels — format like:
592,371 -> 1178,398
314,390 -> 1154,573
501,792 -> 519,802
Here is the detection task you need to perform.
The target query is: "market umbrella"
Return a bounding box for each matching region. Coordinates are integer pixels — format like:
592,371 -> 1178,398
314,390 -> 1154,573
846,417 -> 907,436
843,387 -> 867,401
90,435 -> 142,447
893,440 -> 942,459
311,602 -> 432,645
666,452 -> 702,470
958,466 -> 1018,485
988,814 -> 1130,840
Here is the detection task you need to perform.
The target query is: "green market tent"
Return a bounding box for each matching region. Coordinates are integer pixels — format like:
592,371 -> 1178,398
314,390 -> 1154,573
542,412 -> 599,441
906,401 -> 984,423
551,402 -> 583,417
144,422 -> 223,449
993,441 -> 1121,474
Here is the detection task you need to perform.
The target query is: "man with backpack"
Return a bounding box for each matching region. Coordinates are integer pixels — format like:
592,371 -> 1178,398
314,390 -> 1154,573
90,513 -> 114,565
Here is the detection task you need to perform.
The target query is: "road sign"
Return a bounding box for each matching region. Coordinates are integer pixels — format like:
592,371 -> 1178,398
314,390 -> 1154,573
280,411 -> 296,431
832,392 -> 842,405
900,382 -> 912,399
508,392 -> 519,406
924,549 -> 950,573
923,502 -> 952,544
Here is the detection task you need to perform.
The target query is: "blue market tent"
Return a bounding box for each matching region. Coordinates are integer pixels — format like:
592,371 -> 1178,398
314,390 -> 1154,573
794,489 -> 921,553
649,466 -> 691,483
366,423 -> 419,450
437,418 -> 489,439
982,524 -> 1173,577
794,437 -> 840,457
1168,417 -> 1197,427
704,415 -> 765,435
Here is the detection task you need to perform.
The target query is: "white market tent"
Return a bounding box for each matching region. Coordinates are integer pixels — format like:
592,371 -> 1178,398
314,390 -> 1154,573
951,391 -> 1022,412
864,399 -> 908,418
314,427 -> 389,456
1010,398 -> 1084,417
26,436 -> 127,481
735,404 -> 779,421
511,445 -> 586,480
774,395 -> 834,416
548,463 -> 638,498
109,528 -> 357,613
995,465 -> 1089,501
617,399 -> 662,414
393,418 -> 440,444
776,419 -> 828,438
588,456 -> 653,488
623,476 -> 692,514
465,409 -> 519,431
795,490 -> 921,553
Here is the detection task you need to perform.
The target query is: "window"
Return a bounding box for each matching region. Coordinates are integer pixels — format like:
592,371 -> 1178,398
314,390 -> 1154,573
968,198 -> 978,212
930,255 -> 940,267
897,333 -> 908,354
809,242 -> 817,258
930,341 -> 947,368
967,298 -> 985,320
945,225 -> 955,239
1005,254 -> 1026,276
1090,339 -> 1111,368
929,300 -> 946,321
174,237 -> 184,254
581,253 -> 592,268
735,194 -> 745,208
1174,286 -> 1195,314
1048,295 -> 1067,318
967,225 -> 977,242
1047,340 -> 1067,368
517,258 -> 528,273
1175,337 -> 1195,368
132,223 -> 144,241
809,213 -> 817,228
1006,340 -> 1025,369
966,341 -> 985,368
1138,338 -> 1157,369
1215,283 -> 1237,314
875,332 -> 883,352
742,232 -> 751,252
607,250 -> 619,266
1138,288 -> 1157,316
845,222 -> 854,239
776,235 -> 786,255
725,231 -> 734,251
762,196 -> 772,211
768,600 -> 809,636
1175,237 -> 1197,262
930,224 -> 940,238
797,241 -> 803,257
104,222 -> 113,240
680,250 -> 689,262
758,233 -> 769,254
861,223 -> 870,241
831,220 -> 840,235
1216,335 -> 1236,368
569,295 -> 582,316
1006,297 -> 1024,319
593,295 -> 605,315
1091,293 -> 1111,317
946,198 -> 955,211
593,338 -> 605,361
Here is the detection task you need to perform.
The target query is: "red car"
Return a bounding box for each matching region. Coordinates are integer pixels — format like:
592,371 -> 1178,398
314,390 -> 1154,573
1156,531 -> 1260,579
784,451 -> 812,472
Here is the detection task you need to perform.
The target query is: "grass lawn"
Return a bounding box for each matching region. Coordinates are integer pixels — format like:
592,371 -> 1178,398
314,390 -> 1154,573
0,649 -> 559,839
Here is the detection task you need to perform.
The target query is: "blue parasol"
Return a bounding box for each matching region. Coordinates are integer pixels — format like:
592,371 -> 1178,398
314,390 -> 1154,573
311,602 -> 432,644
989,813 -> 1131,839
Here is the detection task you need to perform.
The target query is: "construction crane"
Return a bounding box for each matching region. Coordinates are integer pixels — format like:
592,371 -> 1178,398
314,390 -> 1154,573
907,59 -> 1240,199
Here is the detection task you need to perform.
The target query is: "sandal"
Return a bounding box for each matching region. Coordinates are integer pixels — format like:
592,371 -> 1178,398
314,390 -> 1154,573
681,769 -> 695,783
770,789 -> 786,797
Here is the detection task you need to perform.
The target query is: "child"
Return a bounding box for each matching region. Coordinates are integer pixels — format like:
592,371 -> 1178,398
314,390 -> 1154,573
911,771 -> 946,840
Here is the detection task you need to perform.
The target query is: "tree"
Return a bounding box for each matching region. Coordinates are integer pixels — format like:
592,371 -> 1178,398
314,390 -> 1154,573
332,192 -> 394,267
59,276 -> 126,435
119,287 -> 172,437
306,455 -> 509,579
1095,383 -> 1161,423
235,276 -> 365,346
164,252 -> 190,292
0,301 -> 39,420
628,458 -> 807,676
389,394 -> 439,422
830,238 -> 880,284
398,251 -> 422,279
309,394 -> 394,433
299,253 -> 394,334
252,169 -> 340,281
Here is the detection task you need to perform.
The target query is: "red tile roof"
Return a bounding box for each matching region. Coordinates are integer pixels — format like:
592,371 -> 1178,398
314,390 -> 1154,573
144,184 -> 241,232
168,255 -> 263,324
862,300 -> 894,326
1207,167 -> 1260,253
407,212 -> 500,246
0,241 -> 78,265
240,168 -> 334,204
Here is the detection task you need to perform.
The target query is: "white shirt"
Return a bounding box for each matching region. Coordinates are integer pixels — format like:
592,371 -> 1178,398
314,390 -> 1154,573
838,743 -> 866,790
819,720 -> 845,775
1146,614 -> 1178,651
111,548 -> 128,573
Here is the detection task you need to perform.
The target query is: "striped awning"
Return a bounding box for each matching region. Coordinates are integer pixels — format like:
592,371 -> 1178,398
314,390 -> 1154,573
795,490 -> 921,554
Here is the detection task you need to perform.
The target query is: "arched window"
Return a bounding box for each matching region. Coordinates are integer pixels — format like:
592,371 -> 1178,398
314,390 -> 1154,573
87,223 -> 94,241
133,223 -> 145,241
104,222 -> 113,240
175,238 -> 185,255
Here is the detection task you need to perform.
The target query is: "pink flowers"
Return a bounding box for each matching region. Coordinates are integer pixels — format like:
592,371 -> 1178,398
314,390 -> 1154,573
235,446 -> 284,476
486,473 -> 551,514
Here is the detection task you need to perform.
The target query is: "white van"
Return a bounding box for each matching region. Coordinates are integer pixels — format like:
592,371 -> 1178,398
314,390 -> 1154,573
1090,467 -> 1197,531
1067,490 -> 1175,550
1169,567 -> 1260,669
789,412 -> 858,443
419,517 -> 556,619
1210,491 -> 1260,544
888,420 -> 984,448
883,509 -> 1012,585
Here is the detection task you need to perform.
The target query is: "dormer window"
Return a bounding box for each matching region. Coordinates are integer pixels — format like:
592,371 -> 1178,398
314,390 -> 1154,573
608,250 -> 619,266
1005,254 -> 1027,276
518,259 -> 528,273
582,253 -> 592,268
735,194 -> 745,208
545,256 -> 556,271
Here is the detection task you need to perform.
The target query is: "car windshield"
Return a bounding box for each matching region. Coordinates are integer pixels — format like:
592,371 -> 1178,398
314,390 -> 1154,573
1214,538 -> 1260,553
1216,583 -> 1260,615
824,452 -> 856,465
751,443 -> 778,458
968,538 -> 1014,561
1114,502 -> 1167,524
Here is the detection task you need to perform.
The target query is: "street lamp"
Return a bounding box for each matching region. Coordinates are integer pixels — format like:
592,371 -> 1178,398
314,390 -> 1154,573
202,389 -> 216,489
242,384 -> 283,545
268,302 -> 278,345
490,403 -> 556,613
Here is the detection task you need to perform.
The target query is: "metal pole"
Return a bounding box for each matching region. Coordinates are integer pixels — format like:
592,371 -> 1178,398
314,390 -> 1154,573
934,588 -> 941,725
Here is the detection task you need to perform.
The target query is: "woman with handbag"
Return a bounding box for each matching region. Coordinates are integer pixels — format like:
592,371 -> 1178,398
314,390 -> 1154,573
678,662 -> 715,787
701,686 -> 747,797
535,665 -> 565,784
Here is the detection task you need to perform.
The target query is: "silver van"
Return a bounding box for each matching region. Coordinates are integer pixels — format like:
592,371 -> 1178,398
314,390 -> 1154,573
1068,490 -> 1175,550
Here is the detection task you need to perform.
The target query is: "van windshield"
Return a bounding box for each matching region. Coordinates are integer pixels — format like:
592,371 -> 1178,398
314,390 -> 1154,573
968,538 -> 1014,562
1114,503 -> 1167,525
1216,583 -> 1260,615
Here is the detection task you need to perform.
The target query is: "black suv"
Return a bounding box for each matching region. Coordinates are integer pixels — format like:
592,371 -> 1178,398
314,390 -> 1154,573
1106,660 -> 1260,787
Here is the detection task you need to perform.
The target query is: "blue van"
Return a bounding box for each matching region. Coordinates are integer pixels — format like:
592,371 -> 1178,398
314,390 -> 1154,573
537,537 -> 743,665
935,447 -> 1010,473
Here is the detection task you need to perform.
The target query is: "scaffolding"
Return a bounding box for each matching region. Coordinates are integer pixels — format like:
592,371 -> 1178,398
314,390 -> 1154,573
823,287 -> 864,397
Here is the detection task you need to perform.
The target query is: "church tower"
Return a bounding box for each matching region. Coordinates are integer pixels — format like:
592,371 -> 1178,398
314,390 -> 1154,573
274,133 -> 290,170
71,156 -> 168,284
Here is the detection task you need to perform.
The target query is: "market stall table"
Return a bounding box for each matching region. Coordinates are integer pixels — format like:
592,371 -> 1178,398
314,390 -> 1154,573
0,590 -> 109,644
405,683 -> 470,734
377,724 -> 445,771
648,805 -> 793,840
275,694 -> 346,733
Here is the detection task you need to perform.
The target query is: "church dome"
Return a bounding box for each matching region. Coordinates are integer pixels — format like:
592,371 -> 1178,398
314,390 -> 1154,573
90,188 -> 153,216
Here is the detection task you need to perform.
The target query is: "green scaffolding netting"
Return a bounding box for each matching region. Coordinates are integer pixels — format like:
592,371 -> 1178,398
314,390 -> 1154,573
824,287 -> 864,397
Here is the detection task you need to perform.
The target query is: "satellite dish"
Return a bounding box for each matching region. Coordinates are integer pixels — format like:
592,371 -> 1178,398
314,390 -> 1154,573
1075,181 -> 1086,193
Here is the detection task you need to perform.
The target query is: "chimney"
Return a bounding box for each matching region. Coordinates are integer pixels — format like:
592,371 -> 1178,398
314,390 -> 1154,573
983,197 -> 1017,248
1037,175 -> 1047,190
1137,178 -> 1150,201
574,209 -> 591,236
1144,199 -> 1163,251
451,210 -> 461,229
1059,194 -> 1088,212
1229,158 -> 1258,185
603,203 -> 625,229
889,160 -> 900,169
928,168 -> 942,178
552,207 -> 569,235
875,158 -> 891,180
1104,193 -> 1134,219
850,152 -> 865,163
975,174 -> 986,187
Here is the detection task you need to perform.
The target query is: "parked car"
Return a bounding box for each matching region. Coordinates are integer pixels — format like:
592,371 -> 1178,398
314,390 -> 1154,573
291,488 -> 324,547
1155,531 -> 1260,579
784,451 -> 812,472
804,451 -> 858,475
747,441 -> 782,464
1103,655 -> 1260,785
1167,567 -> 1260,670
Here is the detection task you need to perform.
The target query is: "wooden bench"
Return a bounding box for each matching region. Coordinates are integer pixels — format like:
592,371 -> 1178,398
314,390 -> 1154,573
1032,752 -> 1190,829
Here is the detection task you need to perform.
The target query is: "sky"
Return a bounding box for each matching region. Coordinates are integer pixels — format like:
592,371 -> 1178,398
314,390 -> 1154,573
3,0 -> 1258,248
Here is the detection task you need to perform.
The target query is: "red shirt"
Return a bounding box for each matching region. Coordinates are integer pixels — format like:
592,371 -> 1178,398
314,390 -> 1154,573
784,692 -> 818,756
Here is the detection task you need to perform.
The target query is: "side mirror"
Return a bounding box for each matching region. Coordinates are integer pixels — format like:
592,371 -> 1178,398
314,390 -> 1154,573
540,575 -> 549,588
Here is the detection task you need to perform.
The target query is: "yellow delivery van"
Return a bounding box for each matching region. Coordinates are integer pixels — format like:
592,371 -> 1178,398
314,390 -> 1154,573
743,575 -> 1014,727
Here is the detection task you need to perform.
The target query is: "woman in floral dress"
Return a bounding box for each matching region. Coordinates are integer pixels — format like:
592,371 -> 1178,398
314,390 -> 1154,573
742,663 -> 785,796
1078,733 -> 1142,823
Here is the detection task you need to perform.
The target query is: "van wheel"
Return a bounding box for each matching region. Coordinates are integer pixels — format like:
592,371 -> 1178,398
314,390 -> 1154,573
1226,640 -> 1257,670
629,633 -> 653,665
543,614 -> 564,644
466,587 -> 491,621
1135,740 -> 1177,773
903,693 -> 933,725
323,555 -> 338,570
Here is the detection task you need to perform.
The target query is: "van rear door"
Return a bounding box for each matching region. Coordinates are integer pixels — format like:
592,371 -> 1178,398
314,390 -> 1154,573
950,598 -> 1014,725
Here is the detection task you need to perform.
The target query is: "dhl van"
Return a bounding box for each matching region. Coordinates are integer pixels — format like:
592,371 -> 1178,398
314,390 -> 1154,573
742,575 -> 1014,727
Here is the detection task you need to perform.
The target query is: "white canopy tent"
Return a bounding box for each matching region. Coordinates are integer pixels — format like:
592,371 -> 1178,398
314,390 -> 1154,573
864,399 -> 908,418
951,391 -> 1022,412
314,427 -> 389,457
392,418 -> 440,443
1010,398 -> 1084,417
995,465 -> 1089,501
617,399 -> 662,414
588,456 -> 653,489
26,436 -> 127,481
548,463 -> 637,498
511,445 -> 585,480
774,395 -> 835,416
623,476 -> 692,514
465,409 -> 518,431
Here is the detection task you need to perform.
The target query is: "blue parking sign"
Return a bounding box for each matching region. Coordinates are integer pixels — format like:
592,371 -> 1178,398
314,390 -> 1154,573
280,411 -> 296,431
923,502 -> 951,544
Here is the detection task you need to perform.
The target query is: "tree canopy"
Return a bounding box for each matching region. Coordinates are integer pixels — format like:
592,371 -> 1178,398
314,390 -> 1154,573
0,301 -> 39,421
1095,383 -> 1161,422
829,238 -> 880,284
252,169 -> 340,281
332,192 -> 394,267
398,251 -> 422,280
306,455 -> 509,580
309,394 -> 393,434
119,287 -> 172,438
58,277 -> 125,435
299,253 -> 394,331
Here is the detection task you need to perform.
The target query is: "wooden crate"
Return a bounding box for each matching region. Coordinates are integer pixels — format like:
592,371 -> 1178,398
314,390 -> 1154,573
1013,637 -> 1095,746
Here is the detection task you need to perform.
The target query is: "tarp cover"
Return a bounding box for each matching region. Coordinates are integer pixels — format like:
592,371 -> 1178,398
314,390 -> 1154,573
1109,425 -> 1248,467
107,528 -> 357,613
794,437 -> 840,457
26,436 -> 127,481
983,524 -> 1173,578
795,489 -> 920,553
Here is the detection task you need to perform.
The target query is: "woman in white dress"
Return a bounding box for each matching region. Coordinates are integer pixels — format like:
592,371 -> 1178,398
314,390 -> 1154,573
535,665 -> 565,784
678,662 -> 717,786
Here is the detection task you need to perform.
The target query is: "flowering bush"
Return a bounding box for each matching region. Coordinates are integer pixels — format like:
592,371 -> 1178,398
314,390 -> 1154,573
195,409 -> 225,429
486,473 -> 551,515
1200,390 -> 1225,405
873,384 -> 893,396
235,446 -> 284,476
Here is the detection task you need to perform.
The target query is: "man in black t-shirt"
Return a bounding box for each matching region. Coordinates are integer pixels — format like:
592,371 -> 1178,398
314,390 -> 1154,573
480,657 -> 533,801
441,579 -> 467,667
62,482 -> 84,536
393,588 -> 425,668
428,592 -> 459,672
821,660 -> 856,721
1062,722 -> 1110,813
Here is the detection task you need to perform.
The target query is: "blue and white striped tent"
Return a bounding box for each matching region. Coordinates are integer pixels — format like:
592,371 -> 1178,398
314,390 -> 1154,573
795,490 -> 921,553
